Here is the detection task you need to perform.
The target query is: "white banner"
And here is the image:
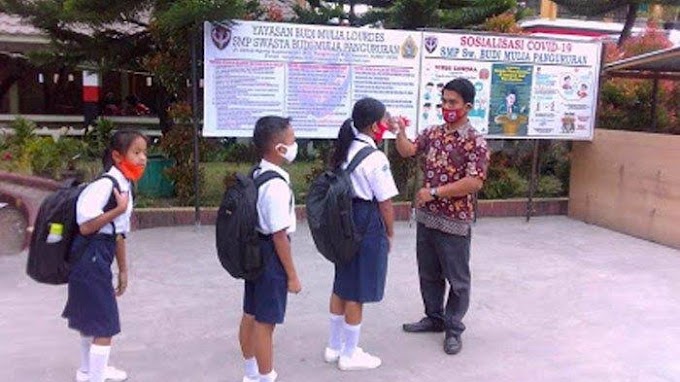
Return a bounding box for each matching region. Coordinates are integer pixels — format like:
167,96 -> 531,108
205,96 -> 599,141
203,20 -> 422,138
203,21 -> 603,140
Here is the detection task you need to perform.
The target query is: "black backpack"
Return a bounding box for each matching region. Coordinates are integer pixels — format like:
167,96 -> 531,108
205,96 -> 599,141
26,175 -> 120,285
216,169 -> 284,280
306,146 -> 376,264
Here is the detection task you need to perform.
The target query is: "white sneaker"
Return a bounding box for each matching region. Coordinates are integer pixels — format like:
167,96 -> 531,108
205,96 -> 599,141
338,348 -> 382,371
260,369 -> 278,382
324,347 -> 341,363
75,366 -> 128,381
76,370 -> 88,382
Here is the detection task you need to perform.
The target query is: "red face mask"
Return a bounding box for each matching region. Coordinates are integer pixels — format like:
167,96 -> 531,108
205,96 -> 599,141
375,121 -> 389,143
442,108 -> 467,124
118,159 -> 145,181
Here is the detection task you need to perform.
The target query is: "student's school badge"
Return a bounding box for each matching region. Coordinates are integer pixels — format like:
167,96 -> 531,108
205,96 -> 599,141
211,23 -> 232,50
401,36 -> 418,59
424,36 -> 438,54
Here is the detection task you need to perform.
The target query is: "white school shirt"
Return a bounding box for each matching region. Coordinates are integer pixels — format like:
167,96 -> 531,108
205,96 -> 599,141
76,166 -> 133,235
342,133 -> 399,202
253,159 -> 296,235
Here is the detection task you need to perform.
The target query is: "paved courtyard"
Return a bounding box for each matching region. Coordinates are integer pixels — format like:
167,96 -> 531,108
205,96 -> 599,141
2,216 -> 680,382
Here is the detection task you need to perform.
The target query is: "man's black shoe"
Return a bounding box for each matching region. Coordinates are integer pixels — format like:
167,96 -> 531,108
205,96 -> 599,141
402,317 -> 445,333
443,330 -> 462,355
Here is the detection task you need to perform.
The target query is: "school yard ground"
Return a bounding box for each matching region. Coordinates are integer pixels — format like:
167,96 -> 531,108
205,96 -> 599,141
2,216 -> 680,382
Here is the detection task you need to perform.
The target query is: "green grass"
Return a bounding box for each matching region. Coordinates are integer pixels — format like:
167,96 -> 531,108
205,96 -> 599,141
203,161 -> 318,206
134,161 -> 320,208
17,158 -> 566,208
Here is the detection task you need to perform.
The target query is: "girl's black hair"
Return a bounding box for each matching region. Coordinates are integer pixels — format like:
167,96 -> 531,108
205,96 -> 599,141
102,129 -> 147,171
330,97 -> 385,169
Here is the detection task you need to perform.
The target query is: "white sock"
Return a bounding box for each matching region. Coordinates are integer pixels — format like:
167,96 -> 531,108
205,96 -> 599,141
244,357 -> 258,379
260,369 -> 277,382
79,336 -> 93,373
341,323 -> 361,358
328,314 -> 344,351
89,344 -> 111,382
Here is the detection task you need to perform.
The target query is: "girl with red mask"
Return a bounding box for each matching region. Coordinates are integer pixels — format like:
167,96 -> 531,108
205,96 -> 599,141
62,130 -> 147,382
323,98 -> 398,371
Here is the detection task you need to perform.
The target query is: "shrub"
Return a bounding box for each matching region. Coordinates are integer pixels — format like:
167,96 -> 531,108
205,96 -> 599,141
85,118 -> 115,159
25,137 -> 61,177
483,12 -> 522,34
388,143 -> 418,202
536,175 -> 564,197
478,151 -> 529,199
159,123 -> 205,205
598,21 -> 679,134
479,167 -> 528,200
222,141 -> 258,163
5,118 -> 37,173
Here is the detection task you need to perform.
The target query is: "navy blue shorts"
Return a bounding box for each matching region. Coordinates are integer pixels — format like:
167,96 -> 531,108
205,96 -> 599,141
243,236 -> 288,324
62,234 -> 120,338
333,200 -> 389,303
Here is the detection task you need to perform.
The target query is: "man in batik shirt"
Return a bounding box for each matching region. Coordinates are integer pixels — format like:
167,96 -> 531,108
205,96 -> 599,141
392,78 -> 490,355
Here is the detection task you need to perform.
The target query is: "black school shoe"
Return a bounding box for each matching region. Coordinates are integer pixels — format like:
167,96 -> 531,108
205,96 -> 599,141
443,330 -> 462,355
402,317 -> 446,333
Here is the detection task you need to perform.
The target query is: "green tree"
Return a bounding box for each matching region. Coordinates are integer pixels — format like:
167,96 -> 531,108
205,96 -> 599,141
298,0 -> 518,28
384,0 -> 517,30
0,0 -> 257,204
0,0 -> 254,130
551,1 -> 680,46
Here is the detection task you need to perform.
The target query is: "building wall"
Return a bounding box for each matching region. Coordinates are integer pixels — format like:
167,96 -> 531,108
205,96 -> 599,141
569,129 -> 680,249
1,57 -> 161,116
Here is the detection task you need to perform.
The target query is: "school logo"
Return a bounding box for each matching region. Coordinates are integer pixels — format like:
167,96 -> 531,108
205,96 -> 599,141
401,36 -> 418,59
211,23 -> 232,50
424,36 -> 438,54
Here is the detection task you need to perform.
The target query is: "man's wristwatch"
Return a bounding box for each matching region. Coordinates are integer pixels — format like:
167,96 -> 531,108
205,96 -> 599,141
429,187 -> 439,199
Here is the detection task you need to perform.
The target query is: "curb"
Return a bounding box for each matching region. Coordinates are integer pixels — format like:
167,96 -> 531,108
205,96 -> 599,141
131,198 -> 569,230
0,171 -> 61,191
0,171 -> 568,237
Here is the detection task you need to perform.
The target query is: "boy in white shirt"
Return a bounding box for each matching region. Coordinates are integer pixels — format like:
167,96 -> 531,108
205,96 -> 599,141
239,116 -> 301,382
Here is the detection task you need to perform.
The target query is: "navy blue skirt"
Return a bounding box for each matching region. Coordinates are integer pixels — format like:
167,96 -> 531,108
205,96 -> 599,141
62,234 -> 120,338
333,200 -> 389,303
243,235 -> 288,324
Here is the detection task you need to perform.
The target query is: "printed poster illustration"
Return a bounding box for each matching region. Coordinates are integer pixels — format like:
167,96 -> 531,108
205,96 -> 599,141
419,31 -> 602,140
529,66 -> 596,137
419,60 -> 492,134
488,64 -> 533,136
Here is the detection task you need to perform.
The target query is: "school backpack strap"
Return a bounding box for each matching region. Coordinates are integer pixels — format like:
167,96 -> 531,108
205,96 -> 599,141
97,174 -> 122,235
254,169 -> 293,211
346,146 -> 377,174
253,169 -> 285,189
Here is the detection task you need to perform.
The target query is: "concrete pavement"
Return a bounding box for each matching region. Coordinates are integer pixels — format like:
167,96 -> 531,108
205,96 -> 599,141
2,216 -> 680,381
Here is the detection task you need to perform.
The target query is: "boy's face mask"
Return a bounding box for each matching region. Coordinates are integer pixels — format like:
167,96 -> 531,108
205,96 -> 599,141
276,142 -> 298,163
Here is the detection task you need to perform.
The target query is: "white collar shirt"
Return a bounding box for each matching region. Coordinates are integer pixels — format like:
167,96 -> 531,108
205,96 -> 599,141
342,133 -> 399,202
76,166 -> 133,235
253,159 -> 296,235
